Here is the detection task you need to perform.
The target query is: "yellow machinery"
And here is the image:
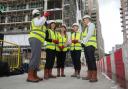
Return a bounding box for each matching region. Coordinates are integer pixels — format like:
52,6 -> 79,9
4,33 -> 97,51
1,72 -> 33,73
0,40 -> 21,71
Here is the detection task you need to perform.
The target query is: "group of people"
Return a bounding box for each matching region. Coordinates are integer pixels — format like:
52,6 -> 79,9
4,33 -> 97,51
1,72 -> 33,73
27,9 -> 98,83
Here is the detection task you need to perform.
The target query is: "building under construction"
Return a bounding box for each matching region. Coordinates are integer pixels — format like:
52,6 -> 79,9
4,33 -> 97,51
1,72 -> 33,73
120,0 -> 128,42
0,0 -> 104,60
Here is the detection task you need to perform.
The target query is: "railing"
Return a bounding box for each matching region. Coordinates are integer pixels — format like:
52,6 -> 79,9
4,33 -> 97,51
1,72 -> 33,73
0,40 -> 22,71
98,40 -> 128,89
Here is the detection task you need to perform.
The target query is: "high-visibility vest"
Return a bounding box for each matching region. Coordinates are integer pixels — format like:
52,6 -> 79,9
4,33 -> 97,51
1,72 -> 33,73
46,29 -> 59,50
56,33 -> 68,52
29,19 -> 46,43
82,27 -> 97,48
70,32 -> 82,51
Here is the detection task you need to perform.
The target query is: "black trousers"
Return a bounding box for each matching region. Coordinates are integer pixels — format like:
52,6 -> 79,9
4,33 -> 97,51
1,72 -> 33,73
70,50 -> 81,70
45,49 -> 56,69
84,46 -> 97,71
56,51 -> 67,68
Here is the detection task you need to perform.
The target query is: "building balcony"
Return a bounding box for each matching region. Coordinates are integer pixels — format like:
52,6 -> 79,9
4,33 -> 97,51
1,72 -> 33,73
120,7 -> 123,11
120,16 -> 123,18
120,11 -> 123,14
121,25 -> 124,27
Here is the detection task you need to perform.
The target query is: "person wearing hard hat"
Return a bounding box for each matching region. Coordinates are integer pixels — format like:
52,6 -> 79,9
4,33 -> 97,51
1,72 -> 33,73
56,24 -> 68,77
81,15 -> 98,82
70,23 -> 82,79
27,9 -> 50,82
44,20 -> 59,79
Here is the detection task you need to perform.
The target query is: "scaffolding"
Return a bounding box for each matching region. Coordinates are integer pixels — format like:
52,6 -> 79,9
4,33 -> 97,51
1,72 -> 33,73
0,39 -> 22,71
0,0 -> 104,60
0,0 -> 62,34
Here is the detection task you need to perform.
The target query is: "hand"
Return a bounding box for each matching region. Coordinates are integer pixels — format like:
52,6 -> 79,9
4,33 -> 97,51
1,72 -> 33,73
61,46 -> 65,49
72,40 -> 78,44
59,46 -> 64,50
74,40 -> 78,44
81,43 -> 85,48
52,40 -> 59,44
72,40 -> 75,43
43,12 -> 50,17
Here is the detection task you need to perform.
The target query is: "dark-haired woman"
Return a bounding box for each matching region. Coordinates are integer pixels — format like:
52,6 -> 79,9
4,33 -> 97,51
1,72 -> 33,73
56,24 -> 68,77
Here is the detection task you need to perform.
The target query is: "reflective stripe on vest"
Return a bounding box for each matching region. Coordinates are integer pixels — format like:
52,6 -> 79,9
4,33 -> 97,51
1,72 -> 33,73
70,32 -> 82,50
56,33 -> 67,51
29,19 -> 46,43
82,27 -> 97,48
46,29 -> 58,50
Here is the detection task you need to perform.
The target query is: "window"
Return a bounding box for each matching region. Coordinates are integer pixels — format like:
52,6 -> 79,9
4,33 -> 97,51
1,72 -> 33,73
29,0 -> 44,8
126,21 -> 128,24
125,11 -> 128,15
126,30 -> 128,34
0,15 -> 5,23
125,16 -> 128,19
48,0 -> 62,9
48,10 -> 62,20
126,25 -> 128,29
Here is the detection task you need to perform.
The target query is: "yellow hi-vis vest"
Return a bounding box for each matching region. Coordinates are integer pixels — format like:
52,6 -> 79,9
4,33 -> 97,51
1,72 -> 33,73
56,33 -> 68,52
29,19 -> 46,43
70,32 -> 82,51
46,29 -> 58,50
82,27 -> 97,48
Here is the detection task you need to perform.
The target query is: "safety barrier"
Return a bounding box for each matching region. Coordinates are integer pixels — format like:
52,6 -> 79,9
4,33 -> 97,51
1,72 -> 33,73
0,40 -> 22,71
98,41 -> 128,89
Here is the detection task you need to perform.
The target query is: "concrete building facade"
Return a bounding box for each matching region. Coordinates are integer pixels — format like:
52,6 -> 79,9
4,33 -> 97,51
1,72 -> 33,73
120,0 -> 128,42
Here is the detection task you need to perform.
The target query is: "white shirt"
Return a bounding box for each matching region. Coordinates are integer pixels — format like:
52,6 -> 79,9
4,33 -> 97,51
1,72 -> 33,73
81,22 -> 95,44
33,16 -> 46,26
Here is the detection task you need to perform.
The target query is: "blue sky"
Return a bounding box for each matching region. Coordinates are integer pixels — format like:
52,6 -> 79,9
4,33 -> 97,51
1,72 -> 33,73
98,0 -> 123,53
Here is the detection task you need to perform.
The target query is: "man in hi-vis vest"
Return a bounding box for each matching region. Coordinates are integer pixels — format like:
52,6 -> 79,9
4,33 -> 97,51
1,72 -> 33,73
27,9 -> 50,83
81,15 -> 98,82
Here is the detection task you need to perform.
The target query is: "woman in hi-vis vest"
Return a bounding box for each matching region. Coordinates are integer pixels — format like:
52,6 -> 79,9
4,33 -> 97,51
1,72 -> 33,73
44,21 -> 59,79
70,23 -> 82,79
56,24 -> 68,77
27,9 -> 50,83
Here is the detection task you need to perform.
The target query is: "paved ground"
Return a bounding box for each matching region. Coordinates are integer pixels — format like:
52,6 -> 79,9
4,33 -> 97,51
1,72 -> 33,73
0,67 -> 122,89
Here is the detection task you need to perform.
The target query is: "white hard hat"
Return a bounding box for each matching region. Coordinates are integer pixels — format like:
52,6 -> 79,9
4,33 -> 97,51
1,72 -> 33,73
48,20 -> 56,24
32,9 -> 40,15
72,23 -> 79,27
83,15 -> 91,20
61,24 -> 66,27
